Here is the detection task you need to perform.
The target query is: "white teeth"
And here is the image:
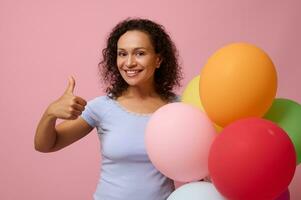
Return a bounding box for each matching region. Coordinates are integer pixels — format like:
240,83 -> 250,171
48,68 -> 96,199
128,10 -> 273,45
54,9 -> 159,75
125,70 -> 142,77
127,70 -> 138,74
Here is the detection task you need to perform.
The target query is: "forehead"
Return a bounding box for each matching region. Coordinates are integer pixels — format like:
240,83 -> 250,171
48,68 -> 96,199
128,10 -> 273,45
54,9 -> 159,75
117,30 -> 154,50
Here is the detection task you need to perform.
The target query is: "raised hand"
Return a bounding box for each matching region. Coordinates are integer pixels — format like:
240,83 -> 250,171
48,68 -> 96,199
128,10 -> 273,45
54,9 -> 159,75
47,76 -> 87,120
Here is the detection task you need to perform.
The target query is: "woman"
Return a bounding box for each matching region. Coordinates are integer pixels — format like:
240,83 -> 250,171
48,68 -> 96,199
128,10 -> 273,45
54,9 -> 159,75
35,18 -> 183,200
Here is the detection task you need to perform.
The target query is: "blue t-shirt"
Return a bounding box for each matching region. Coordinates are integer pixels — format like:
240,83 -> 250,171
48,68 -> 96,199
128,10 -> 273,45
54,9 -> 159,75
81,95 -> 177,200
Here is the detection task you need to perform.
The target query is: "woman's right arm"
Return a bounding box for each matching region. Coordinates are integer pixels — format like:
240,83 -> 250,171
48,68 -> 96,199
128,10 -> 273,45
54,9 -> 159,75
34,77 -> 94,153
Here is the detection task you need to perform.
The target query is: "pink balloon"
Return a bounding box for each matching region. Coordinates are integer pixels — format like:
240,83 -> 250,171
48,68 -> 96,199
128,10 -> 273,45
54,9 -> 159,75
145,103 -> 217,182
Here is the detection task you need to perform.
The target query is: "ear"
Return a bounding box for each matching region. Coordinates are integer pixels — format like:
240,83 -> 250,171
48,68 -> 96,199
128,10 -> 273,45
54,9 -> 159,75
156,54 -> 162,68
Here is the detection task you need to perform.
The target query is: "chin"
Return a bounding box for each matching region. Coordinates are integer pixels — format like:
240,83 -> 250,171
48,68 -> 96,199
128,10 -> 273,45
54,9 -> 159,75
121,75 -> 142,86
125,80 -> 141,86
121,72 -> 151,87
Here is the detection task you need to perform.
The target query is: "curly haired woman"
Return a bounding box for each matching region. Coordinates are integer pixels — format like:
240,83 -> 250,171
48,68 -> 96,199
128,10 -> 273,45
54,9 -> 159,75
34,18 -> 183,200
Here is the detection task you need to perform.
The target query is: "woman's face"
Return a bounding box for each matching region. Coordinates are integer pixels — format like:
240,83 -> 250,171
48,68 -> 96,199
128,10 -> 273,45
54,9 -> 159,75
117,30 -> 161,87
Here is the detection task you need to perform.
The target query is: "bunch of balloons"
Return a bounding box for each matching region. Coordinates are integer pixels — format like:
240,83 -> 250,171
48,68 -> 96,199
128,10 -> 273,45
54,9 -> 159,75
145,43 -> 301,200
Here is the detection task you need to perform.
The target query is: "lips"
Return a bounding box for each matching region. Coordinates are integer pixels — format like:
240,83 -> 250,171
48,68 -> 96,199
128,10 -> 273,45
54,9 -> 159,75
124,69 -> 143,77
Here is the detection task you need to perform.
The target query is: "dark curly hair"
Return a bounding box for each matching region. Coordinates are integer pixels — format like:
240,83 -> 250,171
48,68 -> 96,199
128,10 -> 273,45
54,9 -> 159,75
99,18 -> 183,101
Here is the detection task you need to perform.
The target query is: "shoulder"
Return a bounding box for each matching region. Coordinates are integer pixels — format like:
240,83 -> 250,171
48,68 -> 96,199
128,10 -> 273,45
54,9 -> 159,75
85,95 -> 115,115
87,95 -> 111,107
82,95 -> 115,123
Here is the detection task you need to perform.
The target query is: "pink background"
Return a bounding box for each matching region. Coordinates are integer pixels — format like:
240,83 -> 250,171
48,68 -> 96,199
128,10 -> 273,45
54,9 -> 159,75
1,0 -> 300,199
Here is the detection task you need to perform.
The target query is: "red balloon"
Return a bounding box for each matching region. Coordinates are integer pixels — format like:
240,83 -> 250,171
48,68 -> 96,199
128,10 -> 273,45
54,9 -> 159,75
209,118 -> 296,200
275,189 -> 290,200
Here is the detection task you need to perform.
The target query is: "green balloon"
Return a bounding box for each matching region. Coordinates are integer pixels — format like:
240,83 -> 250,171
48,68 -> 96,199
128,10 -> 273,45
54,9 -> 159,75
264,98 -> 301,165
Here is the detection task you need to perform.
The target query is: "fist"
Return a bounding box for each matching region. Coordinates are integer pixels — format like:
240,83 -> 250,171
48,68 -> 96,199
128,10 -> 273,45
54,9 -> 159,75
47,76 -> 87,120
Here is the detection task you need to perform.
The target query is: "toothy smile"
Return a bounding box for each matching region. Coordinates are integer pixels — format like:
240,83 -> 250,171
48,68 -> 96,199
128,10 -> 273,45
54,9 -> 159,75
125,70 -> 143,77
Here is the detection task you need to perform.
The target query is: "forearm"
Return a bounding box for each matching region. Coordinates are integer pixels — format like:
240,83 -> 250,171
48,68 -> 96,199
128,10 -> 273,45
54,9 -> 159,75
34,108 -> 58,152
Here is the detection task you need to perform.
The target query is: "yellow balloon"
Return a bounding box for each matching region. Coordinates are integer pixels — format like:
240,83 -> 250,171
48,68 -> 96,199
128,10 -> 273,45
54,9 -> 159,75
182,75 -> 222,132
181,76 -> 203,109
200,43 -> 277,127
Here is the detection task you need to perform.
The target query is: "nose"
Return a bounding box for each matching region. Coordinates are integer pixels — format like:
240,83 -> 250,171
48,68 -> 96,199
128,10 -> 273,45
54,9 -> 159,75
125,55 -> 137,68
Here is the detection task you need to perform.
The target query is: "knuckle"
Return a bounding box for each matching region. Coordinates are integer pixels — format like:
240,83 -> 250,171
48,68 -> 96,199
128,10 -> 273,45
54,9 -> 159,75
68,107 -> 74,112
71,110 -> 77,115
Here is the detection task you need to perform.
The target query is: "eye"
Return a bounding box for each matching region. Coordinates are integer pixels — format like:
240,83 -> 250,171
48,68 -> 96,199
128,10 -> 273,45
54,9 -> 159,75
136,51 -> 145,56
118,51 -> 127,57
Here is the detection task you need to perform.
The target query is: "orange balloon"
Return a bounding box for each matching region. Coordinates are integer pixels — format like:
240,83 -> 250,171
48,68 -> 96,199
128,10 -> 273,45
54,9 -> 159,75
199,43 -> 277,127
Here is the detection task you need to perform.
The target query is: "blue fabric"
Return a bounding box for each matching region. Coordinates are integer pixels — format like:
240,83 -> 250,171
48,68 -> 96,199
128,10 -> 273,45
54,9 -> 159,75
81,96 -> 177,200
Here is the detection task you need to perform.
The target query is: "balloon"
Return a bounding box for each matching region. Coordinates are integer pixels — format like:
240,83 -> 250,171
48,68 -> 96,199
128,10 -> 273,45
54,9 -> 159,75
174,181 -> 186,189
167,182 -> 225,200
209,118 -> 296,200
199,43 -> 277,127
181,75 -> 222,132
264,98 -> 301,164
275,189 -> 290,200
145,103 -> 216,182
181,76 -> 203,109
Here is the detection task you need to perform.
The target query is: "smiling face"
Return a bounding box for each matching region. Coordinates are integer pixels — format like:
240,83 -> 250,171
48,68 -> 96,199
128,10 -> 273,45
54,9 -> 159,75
117,30 -> 161,88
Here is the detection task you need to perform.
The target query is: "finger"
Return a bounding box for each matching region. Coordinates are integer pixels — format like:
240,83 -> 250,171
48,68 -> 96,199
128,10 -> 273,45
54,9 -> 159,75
65,76 -> 75,94
69,108 -> 82,116
74,96 -> 87,106
68,115 -> 79,120
71,103 -> 85,112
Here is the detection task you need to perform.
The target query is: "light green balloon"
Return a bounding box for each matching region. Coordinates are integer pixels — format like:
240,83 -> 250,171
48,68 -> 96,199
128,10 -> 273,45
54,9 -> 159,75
264,98 -> 301,165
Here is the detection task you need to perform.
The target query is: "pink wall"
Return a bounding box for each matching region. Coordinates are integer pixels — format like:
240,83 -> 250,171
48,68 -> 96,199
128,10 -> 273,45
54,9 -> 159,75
1,0 -> 300,199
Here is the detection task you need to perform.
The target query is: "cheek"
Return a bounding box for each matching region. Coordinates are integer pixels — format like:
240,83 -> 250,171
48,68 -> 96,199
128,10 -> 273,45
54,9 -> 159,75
116,58 -> 121,66
146,61 -> 158,71
144,66 -> 157,78
116,59 -> 123,69
140,57 -> 156,68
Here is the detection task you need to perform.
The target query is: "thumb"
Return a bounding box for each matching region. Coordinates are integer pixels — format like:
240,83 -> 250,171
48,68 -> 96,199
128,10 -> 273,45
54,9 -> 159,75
65,76 -> 75,94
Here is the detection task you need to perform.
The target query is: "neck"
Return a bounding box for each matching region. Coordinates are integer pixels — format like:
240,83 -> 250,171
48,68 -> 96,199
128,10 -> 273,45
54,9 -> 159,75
123,84 -> 158,100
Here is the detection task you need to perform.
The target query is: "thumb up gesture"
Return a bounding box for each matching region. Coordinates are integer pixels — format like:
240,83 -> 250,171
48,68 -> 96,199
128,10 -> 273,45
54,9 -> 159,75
47,76 -> 87,120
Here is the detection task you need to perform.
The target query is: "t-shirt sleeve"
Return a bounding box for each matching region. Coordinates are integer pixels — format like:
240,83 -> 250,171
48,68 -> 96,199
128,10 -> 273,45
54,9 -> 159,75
80,98 -> 100,128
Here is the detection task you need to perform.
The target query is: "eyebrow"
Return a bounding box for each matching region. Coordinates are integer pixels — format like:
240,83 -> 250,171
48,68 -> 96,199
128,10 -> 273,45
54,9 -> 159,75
117,47 -> 149,51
